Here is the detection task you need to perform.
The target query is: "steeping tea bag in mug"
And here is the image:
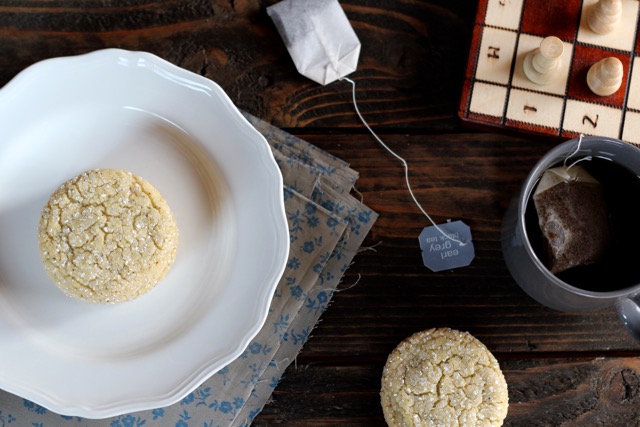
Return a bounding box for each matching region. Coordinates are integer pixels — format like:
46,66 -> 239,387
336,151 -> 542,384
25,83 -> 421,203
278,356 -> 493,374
503,137 -> 640,339
532,164 -> 610,274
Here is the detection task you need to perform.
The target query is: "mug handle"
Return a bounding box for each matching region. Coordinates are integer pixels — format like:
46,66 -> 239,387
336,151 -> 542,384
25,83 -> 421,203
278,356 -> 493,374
616,295 -> 640,341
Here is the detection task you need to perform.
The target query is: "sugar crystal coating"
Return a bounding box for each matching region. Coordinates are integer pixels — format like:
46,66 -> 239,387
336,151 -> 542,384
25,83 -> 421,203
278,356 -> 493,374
38,169 -> 178,304
380,328 -> 508,427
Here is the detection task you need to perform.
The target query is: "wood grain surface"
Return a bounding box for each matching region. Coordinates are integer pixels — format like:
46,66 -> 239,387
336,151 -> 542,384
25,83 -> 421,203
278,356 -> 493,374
1,1 -> 639,425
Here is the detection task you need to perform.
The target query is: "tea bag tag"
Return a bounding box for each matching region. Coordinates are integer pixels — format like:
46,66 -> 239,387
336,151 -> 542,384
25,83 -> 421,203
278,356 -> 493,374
418,221 -> 475,272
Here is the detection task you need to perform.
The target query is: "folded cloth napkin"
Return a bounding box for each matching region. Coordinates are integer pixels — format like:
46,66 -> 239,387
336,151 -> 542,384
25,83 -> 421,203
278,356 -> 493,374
0,112 -> 377,426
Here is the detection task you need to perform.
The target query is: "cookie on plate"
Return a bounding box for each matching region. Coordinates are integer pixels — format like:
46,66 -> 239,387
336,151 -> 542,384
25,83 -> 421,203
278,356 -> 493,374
38,169 -> 178,304
380,328 -> 508,427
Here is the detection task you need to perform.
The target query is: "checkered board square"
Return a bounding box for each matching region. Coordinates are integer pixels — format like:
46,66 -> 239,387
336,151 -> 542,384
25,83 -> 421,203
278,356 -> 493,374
459,0 -> 640,144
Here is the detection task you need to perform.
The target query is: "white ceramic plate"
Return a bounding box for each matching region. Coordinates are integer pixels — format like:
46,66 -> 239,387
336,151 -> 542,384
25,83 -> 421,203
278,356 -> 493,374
0,49 -> 289,418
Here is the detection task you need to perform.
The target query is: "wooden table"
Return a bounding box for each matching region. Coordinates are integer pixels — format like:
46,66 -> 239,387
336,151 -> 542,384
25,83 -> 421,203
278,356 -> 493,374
2,1 -> 639,425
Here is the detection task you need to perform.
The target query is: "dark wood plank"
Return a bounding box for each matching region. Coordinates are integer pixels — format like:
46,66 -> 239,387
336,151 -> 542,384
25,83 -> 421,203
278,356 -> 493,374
505,357 -> 640,427
283,132 -> 640,355
0,0 -> 476,130
255,357 -> 640,426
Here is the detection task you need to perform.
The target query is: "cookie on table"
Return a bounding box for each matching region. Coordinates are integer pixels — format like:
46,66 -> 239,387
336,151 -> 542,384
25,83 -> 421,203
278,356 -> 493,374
38,169 -> 178,304
380,328 -> 508,427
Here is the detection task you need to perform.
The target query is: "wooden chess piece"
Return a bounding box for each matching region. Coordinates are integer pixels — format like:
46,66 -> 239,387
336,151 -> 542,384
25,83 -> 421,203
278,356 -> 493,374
587,0 -> 622,35
587,57 -> 623,96
523,36 -> 564,85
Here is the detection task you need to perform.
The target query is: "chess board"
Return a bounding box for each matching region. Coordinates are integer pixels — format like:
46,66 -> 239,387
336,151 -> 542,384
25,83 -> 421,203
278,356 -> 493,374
459,0 -> 640,144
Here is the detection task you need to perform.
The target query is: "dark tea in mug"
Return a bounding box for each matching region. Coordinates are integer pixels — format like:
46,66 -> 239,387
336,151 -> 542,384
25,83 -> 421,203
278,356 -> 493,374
525,156 -> 640,292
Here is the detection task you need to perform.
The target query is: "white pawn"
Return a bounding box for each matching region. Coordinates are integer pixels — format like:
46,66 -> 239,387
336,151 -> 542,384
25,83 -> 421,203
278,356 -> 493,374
587,57 -> 623,96
523,36 -> 564,85
587,0 -> 622,35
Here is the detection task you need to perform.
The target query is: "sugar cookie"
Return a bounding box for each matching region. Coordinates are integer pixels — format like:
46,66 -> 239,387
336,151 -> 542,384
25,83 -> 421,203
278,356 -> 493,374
380,328 -> 508,427
38,169 -> 178,303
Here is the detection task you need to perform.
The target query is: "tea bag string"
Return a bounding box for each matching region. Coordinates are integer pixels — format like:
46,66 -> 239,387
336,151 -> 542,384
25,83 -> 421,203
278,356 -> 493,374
564,134 -> 592,170
339,76 -> 466,246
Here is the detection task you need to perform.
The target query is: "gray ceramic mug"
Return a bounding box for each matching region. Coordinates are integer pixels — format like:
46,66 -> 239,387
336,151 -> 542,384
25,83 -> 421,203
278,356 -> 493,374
501,136 -> 640,340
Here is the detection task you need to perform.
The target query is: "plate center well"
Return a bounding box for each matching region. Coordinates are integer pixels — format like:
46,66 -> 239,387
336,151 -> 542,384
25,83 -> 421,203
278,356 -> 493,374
0,106 -> 236,360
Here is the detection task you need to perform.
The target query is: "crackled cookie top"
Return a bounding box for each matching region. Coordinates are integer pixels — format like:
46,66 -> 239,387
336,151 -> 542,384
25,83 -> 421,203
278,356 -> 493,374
38,169 -> 178,304
381,328 -> 508,427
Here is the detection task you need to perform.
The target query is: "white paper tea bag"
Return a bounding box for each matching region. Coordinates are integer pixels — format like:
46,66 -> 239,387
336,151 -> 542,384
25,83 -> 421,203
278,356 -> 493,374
267,0 -> 361,85
533,165 -> 610,274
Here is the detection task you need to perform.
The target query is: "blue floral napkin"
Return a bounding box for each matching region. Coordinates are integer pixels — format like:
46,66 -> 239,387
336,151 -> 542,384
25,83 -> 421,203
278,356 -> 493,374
0,113 -> 377,427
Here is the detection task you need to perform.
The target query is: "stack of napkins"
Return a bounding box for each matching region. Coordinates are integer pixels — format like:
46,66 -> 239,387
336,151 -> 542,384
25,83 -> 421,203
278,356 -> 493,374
0,112 -> 377,426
